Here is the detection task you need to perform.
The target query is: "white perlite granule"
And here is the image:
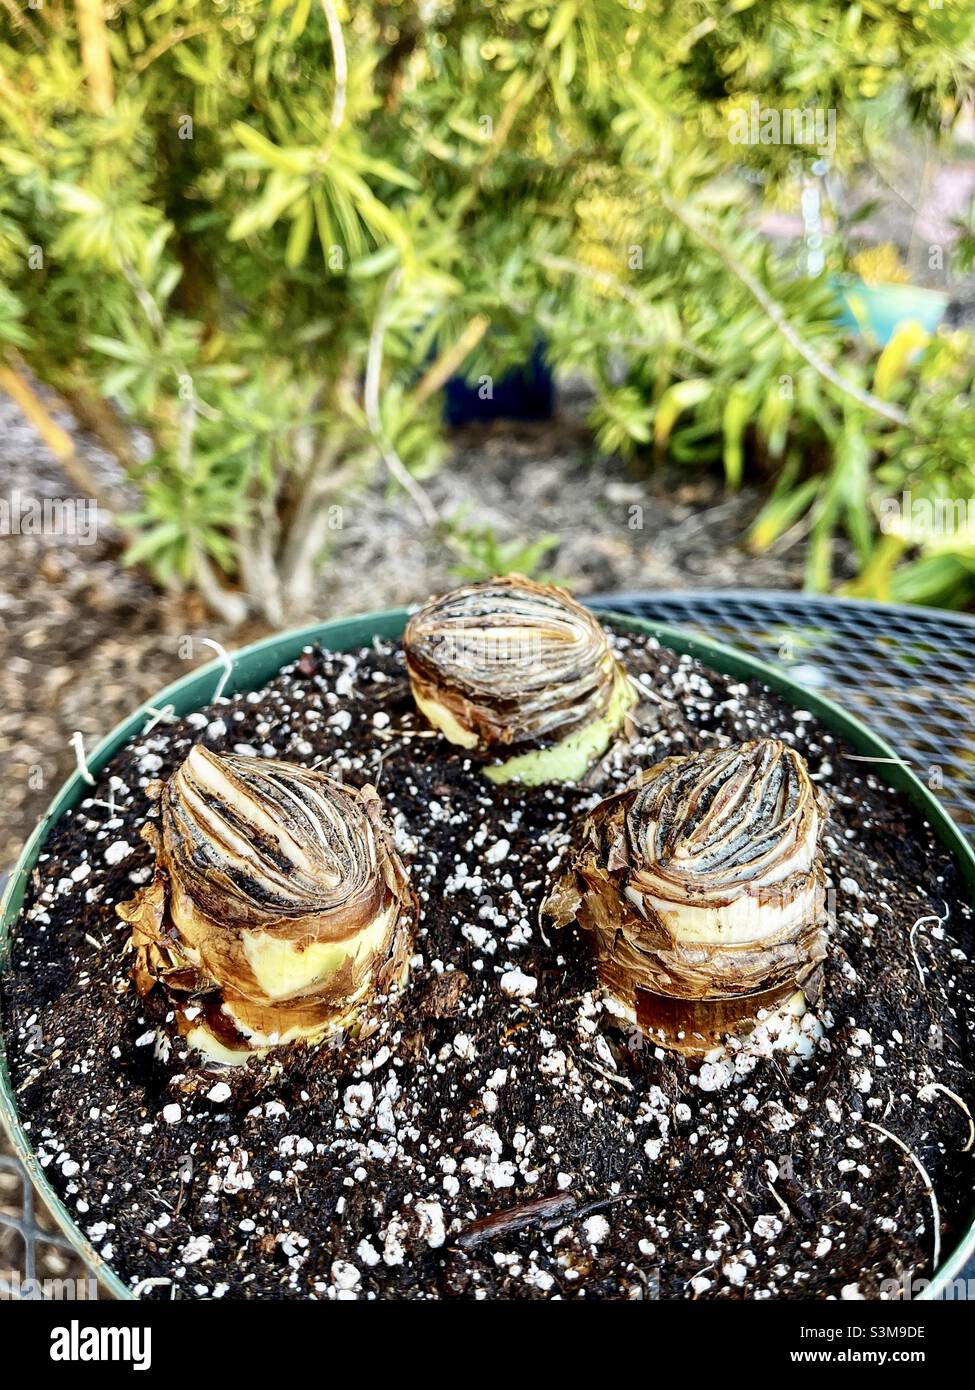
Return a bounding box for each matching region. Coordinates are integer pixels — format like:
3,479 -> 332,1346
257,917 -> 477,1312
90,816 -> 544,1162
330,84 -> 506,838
500,968 -> 537,998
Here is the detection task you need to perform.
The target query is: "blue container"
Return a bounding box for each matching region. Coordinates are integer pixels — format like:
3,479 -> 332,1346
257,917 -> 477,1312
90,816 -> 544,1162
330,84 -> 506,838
444,343 -> 554,425
833,276 -> 949,346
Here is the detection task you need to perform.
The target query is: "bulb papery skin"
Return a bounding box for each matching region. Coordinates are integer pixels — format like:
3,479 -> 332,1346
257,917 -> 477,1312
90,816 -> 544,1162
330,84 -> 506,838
118,746 -> 414,1063
543,738 -> 830,1055
404,575 -> 635,782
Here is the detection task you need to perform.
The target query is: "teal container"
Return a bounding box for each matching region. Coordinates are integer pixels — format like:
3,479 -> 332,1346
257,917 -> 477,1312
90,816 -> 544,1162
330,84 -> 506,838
2,610 -> 973,1300
832,275 -> 949,346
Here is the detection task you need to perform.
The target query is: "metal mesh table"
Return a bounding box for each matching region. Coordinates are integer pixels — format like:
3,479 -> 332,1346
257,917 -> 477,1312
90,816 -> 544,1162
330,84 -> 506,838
592,591 -> 975,836
0,1155 -> 78,1300
3,590 -> 973,1297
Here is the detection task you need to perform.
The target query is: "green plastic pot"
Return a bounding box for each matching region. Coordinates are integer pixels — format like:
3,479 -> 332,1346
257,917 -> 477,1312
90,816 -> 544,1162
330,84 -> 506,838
2,609 -> 974,1301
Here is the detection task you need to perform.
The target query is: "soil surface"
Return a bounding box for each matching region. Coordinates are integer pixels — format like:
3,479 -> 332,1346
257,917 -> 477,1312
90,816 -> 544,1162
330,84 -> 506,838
3,628 -> 972,1301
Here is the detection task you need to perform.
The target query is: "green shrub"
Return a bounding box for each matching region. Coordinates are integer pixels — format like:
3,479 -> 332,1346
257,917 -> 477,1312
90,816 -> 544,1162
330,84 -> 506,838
1,1 -> 973,616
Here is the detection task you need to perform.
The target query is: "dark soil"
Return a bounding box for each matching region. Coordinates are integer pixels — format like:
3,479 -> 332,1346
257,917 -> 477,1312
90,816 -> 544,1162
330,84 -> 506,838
2,630 -> 973,1301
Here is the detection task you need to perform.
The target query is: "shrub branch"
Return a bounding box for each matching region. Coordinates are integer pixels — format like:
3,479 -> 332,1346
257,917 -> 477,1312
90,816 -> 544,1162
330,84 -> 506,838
320,0 -> 348,132
660,194 -> 911,429
364,271 -> 439,528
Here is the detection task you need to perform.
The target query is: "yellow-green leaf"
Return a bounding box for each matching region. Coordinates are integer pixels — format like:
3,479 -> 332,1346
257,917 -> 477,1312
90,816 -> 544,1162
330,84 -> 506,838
873,320 -> 929,397
722,384 -> 752,490
285,196 -> 314,268
654,379 -> 711,447
232,123 -> 314,174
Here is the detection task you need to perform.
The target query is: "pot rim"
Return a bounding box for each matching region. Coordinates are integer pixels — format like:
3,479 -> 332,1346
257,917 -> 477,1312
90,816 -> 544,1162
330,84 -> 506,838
2,607 -> 972,1301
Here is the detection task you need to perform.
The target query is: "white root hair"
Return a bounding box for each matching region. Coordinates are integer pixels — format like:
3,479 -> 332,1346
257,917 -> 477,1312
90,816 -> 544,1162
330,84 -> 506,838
865,1121 -> 941,1272
908,901 -> 949,990
70,730 -> 96,787
201,638 -> 234,704
917,1083 -> 974,1153
141,703 -> 177,734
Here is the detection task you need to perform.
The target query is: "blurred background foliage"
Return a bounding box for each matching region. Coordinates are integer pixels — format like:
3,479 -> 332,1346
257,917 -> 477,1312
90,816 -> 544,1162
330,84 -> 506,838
1,0 -> 974,618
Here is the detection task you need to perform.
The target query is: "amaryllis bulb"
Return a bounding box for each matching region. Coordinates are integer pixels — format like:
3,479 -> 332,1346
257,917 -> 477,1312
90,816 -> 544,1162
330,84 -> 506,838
118,747 -> 414,1064
544,738 -> 830,1054
403,575 -> 636,785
